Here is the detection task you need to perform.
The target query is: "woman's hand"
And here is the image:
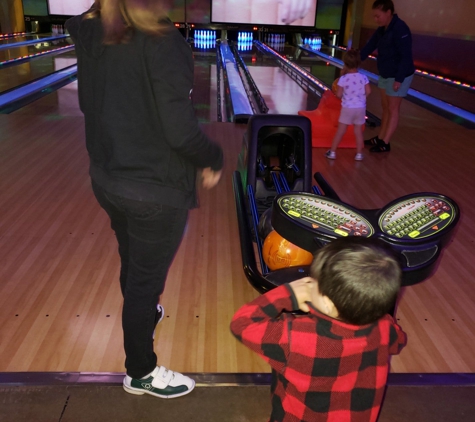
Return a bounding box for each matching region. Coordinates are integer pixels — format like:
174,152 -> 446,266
201,167 -> 222,189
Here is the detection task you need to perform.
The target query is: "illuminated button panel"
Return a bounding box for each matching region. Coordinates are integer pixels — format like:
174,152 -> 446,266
379,196 -> 456,240
276,194 -> 374,238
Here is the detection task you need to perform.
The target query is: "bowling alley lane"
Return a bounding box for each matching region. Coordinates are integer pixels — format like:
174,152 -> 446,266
12,77 -> 82,117
0,50 -> 77,93
16,40 -> 340,121
237,44 -> 337,115
2,33 -> 475,377
189,41 -> 328,120
0,37 -> 73,62
0,33 -> 62,46
317,46 -> 475,115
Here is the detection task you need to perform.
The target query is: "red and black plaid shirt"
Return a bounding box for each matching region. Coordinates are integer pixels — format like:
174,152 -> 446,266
230,284 -> 406,422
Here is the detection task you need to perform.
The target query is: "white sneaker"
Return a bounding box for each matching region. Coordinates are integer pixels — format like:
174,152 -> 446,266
123,366 -> 195,399
355,153 -> 364,161
325,150 -> 336,159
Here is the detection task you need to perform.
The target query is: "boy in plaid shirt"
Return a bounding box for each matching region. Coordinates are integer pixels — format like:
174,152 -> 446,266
231,237 -> 406,422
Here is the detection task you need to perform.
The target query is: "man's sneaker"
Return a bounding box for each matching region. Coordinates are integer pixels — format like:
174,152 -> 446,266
325,150 -> 336,159
354,153 -> 364,161
364,136 -> 379,146
153,304 -> 165,340
123,366 -> 195,399
370,140 -> 391,152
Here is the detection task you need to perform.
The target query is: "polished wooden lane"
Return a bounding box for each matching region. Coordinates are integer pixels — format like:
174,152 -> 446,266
0,77 -> 474,374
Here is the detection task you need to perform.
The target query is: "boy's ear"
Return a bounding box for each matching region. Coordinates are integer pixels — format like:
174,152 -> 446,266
322,295 -> 339,318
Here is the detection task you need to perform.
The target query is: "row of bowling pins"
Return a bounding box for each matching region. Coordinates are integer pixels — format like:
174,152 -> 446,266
237,40 -> 253,51
238,32 -> 253,42
194,30 -> 216,40
195,39 -> 216,49
52,24 -> 65,35
303,37 -> 322,48
263,34 -> 285,44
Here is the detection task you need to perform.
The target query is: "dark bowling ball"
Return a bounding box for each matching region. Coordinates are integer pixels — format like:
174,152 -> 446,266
258,207 -> 274,240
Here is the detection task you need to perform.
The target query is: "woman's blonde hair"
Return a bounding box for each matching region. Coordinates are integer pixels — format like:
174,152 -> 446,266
85,0 -> 170,44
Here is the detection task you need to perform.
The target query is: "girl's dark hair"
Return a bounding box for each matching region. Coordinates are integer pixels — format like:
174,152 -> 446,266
372,0 -> 395,13
343,48 -> 361,70
310,237 -> 401,325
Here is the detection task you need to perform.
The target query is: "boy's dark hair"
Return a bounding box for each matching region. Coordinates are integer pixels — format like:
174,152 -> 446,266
372,0 -> 395,13
343,48 -> 361,70
310,237 -> 401,325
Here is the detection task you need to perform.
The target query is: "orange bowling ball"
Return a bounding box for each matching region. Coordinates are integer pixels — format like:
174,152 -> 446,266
262,230 -> 313,270
331,77 -> 340,95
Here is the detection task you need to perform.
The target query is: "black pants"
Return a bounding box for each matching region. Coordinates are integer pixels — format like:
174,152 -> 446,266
92,181 -> 188,379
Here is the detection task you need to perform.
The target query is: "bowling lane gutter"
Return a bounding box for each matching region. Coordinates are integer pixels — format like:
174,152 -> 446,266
219,41 -> 254,123
304,46 -> 475,129
0,44 -> 75,69
0,34 -> 70,51
0,64 -> 77,113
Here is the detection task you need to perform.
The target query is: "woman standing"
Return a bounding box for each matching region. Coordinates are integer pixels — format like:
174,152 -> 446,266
360,0 -> 415,152
66,0 -> 223,399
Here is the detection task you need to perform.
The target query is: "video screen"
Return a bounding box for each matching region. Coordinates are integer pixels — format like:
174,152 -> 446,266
46,0 -> 206,22
47,0 -> 93,16
22,0 -> 49,16
211,0 -> 318,26
315,0 -> 344,30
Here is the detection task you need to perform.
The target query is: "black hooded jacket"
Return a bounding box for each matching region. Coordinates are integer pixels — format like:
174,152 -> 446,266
66,14 -> 223,208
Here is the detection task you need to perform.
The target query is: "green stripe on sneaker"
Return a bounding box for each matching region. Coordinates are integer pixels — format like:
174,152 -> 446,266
130,376 -> 189,396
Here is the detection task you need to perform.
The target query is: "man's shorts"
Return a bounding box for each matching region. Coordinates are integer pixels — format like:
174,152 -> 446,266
339,107 -> 366,125
378,74 -> 414,97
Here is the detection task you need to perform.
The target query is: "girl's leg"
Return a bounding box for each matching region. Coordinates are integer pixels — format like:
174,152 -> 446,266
330,122 -> 349,152
353,124 -> 364,154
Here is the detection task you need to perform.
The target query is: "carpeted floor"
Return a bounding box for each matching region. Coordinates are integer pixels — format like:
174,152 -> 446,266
1,383 -> 475,422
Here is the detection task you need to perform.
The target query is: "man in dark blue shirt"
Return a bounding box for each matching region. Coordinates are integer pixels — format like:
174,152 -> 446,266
360,0 -> 415,152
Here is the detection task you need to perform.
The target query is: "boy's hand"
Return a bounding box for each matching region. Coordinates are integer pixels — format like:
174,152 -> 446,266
289,277 -> 317,312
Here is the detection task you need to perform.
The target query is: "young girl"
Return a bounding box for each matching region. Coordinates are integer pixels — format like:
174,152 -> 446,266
325,49 -> 371,161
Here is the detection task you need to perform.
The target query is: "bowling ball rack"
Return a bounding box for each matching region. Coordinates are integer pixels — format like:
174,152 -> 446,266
233,114 -> 460,294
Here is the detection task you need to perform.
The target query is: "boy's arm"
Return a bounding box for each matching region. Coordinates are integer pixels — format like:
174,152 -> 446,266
388,319 -> 407,355
230,284 -> 297,371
